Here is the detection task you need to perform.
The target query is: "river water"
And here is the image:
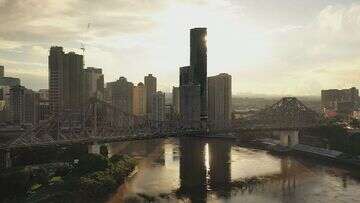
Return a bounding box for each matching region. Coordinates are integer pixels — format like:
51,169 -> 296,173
106,138 -> 360,203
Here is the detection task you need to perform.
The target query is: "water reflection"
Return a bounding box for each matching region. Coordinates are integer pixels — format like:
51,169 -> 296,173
178,138 -> 207,202
208,141 -> 231,198
107,138 -> 360,203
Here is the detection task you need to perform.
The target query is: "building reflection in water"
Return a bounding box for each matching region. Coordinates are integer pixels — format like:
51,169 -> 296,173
208,140 -> 231,198
178,138 -> 232,202
178,137 -> 207,202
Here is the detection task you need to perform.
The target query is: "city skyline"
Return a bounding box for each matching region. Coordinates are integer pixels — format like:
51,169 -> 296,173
1,0 -> 360,96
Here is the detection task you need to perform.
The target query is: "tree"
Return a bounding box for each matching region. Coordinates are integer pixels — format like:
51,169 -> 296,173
100,145 -> 109,158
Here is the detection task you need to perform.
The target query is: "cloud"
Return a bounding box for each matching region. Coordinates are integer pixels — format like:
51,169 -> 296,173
1,0 -> 360,95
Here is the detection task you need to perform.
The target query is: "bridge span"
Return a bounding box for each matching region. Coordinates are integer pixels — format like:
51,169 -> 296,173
0,97 -> 320,169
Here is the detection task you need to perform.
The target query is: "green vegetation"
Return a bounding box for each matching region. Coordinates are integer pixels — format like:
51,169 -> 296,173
308,123 -> 360,156
12,144 -> 88,166
0,150 -> 136,202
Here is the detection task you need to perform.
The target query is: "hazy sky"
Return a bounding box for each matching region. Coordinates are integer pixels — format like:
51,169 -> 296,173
1,0 -> 360,95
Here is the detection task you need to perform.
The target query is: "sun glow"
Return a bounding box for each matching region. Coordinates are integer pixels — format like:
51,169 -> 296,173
149,0 -> 271,77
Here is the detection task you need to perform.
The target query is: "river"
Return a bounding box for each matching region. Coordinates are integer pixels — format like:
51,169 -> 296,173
106,137 -> 360,203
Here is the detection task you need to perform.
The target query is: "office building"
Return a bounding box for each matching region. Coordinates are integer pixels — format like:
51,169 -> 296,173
145,74 -> 157,117
0,86 -> 11,123
108,77 -> 134,114
83,67 -> 104,102
9,86 -> 40,126
180,84 -> 201,128
190,28 -> 207,120
180,66 -> 191,86
133,82 -> 146,116
0,77 -> 20,87
9,86 -> 26,125
0,66 -> 20,87
151,91 -> 166,125
208,73 -> 232,129
38,89 -> 49,101
165,104 -> 174,121
39,100 -> 50,121
63,51 -> 84,111
24,89 -> 40,126
172,86 -> 180,115
48,46 -> 84,115
321,87 -> 359,111
0,65 -> 4,77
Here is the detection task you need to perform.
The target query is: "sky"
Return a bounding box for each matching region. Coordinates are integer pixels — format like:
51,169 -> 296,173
1,0 -> 360,96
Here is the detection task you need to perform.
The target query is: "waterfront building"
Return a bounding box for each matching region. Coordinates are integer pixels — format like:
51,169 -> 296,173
48,46 -> 84,115
9,86 -> 26,125
83,67 -> 104,102
321,87 -> 359,112
133,82 -> 146,116
180,66 -> 191,86
151,91 -> 166,125
145,74 -> 157,118
190,28 -> 207,121
0,65 -> 4,77
180,84 -> 201,129
38,89 -> 49,101
0,66 -> 20,87
39,100 -> 50,121
208,73 -> 232,129
108,77 -> 134,114
172,86 -> 180,115
24,89 -> 40,126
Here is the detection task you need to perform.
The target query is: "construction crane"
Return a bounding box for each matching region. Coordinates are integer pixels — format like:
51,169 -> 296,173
80,23 -> 91,55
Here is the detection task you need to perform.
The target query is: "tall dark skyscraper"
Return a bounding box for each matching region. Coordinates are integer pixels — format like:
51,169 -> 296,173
190,28 -> 207,120
179,66 -> 191,86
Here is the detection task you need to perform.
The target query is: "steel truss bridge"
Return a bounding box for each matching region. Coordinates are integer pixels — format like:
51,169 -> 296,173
1,97 -> 321,151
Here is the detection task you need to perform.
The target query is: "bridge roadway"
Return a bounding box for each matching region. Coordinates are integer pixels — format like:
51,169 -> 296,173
0,126 -> 310,151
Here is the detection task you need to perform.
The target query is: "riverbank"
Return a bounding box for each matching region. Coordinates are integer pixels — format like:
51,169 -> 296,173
259,140 -> 360,168
0,153 -> 136,202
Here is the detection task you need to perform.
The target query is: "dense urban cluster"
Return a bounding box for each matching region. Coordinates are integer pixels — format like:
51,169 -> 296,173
0,27 -> 232,132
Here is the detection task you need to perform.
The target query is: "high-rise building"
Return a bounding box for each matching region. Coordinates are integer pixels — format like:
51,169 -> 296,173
180,66 -> 191,86
48,46 -> 84,115
0,77 -> 20,87
0,86 -> 11,123
165,104 -> 174,121
24,89 -> 40,126
133,82 -> 146,116
39,100 -> 50,121
38,89 -> 49,101
0,65 -> 4,77
145,74 -> 157,117
180,84 -> 201,129
63,51 -> 84,111
321,87 -> 359,111
9,86 -> 40,126
208,73 -> 232,130
0,66 -> 21,87
49,46 -> 64,114
108,77 -> 134,114
172,86 -> 180,115
9,86 -> 26,125
83,67 -> 104,103
179,66 -> 201,128
151,91 -> 165,125
190,28 -> 207,120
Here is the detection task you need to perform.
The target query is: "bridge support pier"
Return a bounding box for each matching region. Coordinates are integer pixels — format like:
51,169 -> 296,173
275,130 -> 299,147
88,143 -> 101,154
88,143 -> 110,155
